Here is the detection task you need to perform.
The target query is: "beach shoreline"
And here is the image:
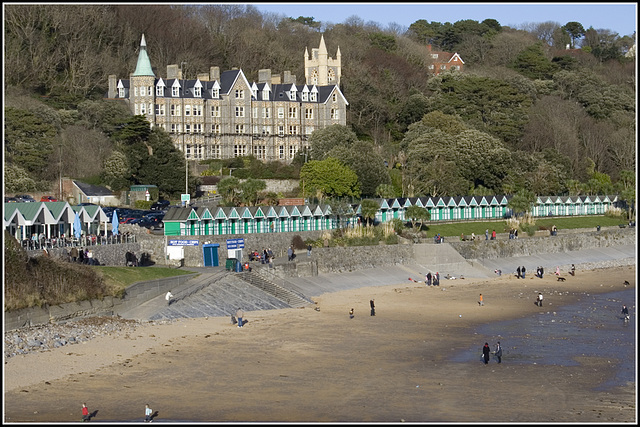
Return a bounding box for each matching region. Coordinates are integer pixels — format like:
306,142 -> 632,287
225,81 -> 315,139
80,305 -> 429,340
3,264 -> 637,423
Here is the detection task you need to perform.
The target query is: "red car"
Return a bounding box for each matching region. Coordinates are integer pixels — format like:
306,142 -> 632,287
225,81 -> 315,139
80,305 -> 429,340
40,196 -> 58,202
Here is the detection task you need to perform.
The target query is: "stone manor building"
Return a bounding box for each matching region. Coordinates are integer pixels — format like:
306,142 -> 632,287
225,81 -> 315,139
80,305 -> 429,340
107,34 -> 348,163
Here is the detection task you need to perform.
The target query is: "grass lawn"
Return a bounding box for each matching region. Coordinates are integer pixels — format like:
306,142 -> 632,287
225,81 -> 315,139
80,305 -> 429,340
96,266 -> 195,294
423,215 -> 624,238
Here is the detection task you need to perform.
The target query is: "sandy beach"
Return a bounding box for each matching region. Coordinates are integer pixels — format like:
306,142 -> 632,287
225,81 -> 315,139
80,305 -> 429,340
3,265 -> 637,423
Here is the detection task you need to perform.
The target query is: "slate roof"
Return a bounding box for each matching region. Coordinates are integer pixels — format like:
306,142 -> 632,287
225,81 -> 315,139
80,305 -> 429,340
74,181 -> 115,197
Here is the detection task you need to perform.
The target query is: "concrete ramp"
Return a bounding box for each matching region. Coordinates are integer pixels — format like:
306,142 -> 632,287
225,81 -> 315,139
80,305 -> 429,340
412,243 -> 494,279
476,244 -> 636,276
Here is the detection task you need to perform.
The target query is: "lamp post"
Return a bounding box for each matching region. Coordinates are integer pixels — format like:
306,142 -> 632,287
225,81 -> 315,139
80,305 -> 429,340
181,61 -> 188,199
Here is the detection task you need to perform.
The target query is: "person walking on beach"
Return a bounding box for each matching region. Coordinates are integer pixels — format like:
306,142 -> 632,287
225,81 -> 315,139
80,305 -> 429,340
478,294 -> 484,306
516,266 -> 521,279
482,343 -> 491,364
349,308 -> 354,319
426,272 -> 432,286
621,304 -> 630,321
570,264 -> 575,276
370,299 -> 375,316
495,342 -> 503,363
81,403 -> 90,422
144,404 -> 153,422
521,266 -> 526,279
307,244 -> 312,257
287,246 -> 293,261
165,291 -> 174,306
536,293 -> 543,307
236,308 -> 244,327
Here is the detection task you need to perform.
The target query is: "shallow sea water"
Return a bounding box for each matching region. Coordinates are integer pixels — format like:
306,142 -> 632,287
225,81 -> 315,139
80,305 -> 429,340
451,288 -> 636,391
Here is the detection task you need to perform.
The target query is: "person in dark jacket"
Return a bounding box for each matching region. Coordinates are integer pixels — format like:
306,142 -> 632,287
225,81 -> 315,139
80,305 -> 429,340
482,342 -> 491,364
370,299 -> 375,316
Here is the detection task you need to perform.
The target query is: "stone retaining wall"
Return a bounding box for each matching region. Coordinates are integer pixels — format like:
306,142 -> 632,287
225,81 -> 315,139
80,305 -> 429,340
448,228 -> 635,260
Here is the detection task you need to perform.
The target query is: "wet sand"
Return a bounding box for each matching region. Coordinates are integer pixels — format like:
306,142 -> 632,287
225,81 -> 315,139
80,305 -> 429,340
3,265 -> 637,423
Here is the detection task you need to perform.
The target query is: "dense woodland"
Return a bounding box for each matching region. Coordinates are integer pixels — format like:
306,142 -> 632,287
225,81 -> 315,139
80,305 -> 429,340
3,4 -> 636,215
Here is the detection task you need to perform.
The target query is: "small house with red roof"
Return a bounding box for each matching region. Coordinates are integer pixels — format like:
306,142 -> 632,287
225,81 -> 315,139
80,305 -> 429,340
426,44 -> 465,75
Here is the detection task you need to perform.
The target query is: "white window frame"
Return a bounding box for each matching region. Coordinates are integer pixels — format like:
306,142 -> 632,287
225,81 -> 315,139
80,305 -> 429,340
172,85 -> 179,97
235,89 -> 244,99
263,107 -> 271,118
156,85 -> 164,97
185,105 -> 191,116
305,108 -> 313,119
289,107 -> 297,119
211,105 -> 220,117
278,107 -> 284,118
235,124 -> 245,134
235,106 -> 245,117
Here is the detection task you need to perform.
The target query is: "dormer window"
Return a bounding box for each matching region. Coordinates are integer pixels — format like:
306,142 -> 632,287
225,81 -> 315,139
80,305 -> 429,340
194,80 -> 202,97
289,85 -> 297,101
156,85 -> 164,97
172,81 -> 180,97
211,80 -> 220,98
262,84 -> 270,100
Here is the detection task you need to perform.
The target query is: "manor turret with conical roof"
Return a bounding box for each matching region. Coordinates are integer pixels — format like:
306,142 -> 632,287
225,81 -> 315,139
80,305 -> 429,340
107,34 -> 347,163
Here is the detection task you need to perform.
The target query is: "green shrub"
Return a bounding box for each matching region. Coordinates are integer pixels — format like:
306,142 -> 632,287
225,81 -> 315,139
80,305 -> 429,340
135,200 -> 153,210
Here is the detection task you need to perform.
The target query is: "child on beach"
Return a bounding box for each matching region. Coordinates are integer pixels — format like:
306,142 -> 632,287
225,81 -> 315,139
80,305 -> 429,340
81,403 -> 90,422
145,404 -> 153,422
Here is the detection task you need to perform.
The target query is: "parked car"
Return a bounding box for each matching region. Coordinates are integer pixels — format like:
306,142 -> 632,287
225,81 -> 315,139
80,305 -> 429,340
78,202 -> 96,206
151,199 -> 171,210
15,194 -> 36,203
40,196 -> 58,202
5,197 -> 18,203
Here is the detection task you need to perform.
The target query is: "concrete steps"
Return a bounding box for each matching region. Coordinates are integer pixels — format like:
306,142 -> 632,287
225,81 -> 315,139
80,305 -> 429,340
237,270 -> 312,307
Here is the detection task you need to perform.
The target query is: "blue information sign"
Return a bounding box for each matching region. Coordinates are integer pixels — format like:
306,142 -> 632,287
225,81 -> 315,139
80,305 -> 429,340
168,240 -> 199,246
226,238 -> 245,249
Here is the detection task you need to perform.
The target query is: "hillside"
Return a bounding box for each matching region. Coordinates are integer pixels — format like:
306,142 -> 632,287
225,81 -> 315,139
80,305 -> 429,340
4,4 -> 636,204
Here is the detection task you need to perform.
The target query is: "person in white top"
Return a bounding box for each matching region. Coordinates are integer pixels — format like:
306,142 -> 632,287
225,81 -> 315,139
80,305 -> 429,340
165,291 -> 174,306
144,404 -> 153,422
537,293 -> 543,307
